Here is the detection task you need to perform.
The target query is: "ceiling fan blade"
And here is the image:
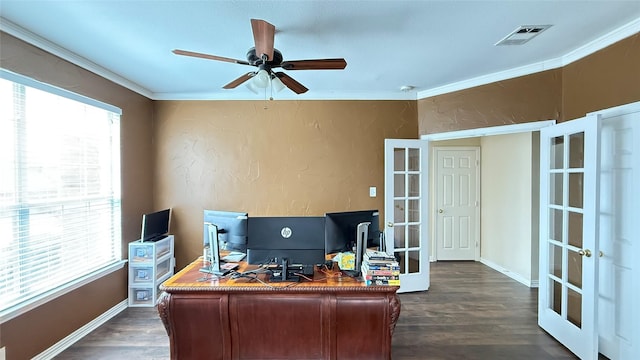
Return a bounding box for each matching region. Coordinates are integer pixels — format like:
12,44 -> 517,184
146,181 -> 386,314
280,59 -> 347,70
223,72 -> 255,89
275,72 -> 308,94
250,19 -> 275,61
173,49 -> 250,66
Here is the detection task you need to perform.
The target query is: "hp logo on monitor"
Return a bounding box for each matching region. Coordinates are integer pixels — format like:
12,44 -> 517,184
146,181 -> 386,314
280,227 -> 292,239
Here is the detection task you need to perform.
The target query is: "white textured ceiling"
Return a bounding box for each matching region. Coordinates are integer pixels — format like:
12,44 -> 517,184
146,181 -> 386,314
1,0 -> 639,100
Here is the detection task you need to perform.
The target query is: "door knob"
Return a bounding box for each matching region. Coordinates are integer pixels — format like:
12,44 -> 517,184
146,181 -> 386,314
438,209 -> 444,213
387,222 -> 394,228
578,249 -> 592,257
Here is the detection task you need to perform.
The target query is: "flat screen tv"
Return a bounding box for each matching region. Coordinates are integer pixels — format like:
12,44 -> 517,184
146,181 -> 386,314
140,208 -> 171,242
246,216 -> 325,266
203,210 -> 248,252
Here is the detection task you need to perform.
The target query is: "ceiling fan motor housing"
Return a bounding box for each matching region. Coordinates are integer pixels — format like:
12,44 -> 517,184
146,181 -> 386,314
247,47 -> 283,67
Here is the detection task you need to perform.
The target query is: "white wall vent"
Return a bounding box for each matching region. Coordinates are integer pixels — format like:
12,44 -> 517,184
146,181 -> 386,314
495,25 -> 552,46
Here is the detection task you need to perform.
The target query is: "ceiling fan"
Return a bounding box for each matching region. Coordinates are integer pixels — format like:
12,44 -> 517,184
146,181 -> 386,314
172,19 -> 347,94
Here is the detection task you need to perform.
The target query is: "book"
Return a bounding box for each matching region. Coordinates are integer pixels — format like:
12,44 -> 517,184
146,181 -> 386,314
361,263 -> 400,276
364,274 -> 399,281
363,263 -> 400,271
365,279 -> 400,286
364,249 -> 395,261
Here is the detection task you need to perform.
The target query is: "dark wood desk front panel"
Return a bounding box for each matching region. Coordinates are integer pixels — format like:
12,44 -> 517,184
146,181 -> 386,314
158,258 -> 400,360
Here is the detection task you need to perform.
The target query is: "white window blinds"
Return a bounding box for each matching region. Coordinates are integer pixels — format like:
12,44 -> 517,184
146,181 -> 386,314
0,70 -> 122,315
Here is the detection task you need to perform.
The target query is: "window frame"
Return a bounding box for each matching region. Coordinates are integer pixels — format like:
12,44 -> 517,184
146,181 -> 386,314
0,69 -> 126,323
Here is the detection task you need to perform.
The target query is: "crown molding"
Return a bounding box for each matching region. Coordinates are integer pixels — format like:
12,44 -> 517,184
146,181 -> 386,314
418,17 -> 640,100
0,17 -> 154,99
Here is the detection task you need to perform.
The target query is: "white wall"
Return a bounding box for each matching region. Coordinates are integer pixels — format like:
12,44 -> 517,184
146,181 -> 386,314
480,132 -> 534,283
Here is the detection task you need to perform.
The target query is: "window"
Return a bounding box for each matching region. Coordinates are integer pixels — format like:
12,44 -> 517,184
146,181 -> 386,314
0,69 -> 122,317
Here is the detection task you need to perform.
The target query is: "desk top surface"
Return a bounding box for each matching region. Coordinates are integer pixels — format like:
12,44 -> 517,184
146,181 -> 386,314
160,257 -> 399,293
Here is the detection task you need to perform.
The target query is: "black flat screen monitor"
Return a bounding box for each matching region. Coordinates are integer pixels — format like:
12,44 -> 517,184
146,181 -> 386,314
246,216 -> 326,266
203,210 -> 248,252
324,209 -> 380,254
141,208 -> 171,242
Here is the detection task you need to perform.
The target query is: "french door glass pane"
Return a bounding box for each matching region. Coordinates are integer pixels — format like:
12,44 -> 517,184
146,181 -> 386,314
551,279 -> 562,315
569,132 -> 584,169
568,211 -> 583,248
408,148 -> 420,171
550,173 -> 563,205
394,200 -> 405,222
408,250 -> 420,273
394,225 -> 405,248
550,136 -> 564,169
567,288 -> 582,328
408,174 -> 420,196
408,225 -> 420,247
568,250 -> 583,288
408,200 -> 419,222
397,252 -> 406,274
549,208 -> 563,241
394,174 -> 405,196
394,148 -> 405,171
569,173 -> 584,208
550,244 -> 563,278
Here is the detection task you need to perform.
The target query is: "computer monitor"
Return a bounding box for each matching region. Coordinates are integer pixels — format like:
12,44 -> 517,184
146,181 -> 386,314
203,210 -> 248,252
141,208 -> 171,242
324,209 -> 380,254
246,216 -> 326,266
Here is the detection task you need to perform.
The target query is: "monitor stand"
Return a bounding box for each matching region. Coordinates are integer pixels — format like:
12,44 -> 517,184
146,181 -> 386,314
199,224 -> 237,276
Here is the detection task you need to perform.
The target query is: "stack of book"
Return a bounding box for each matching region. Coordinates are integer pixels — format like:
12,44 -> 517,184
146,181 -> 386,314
361,249 -> 400,286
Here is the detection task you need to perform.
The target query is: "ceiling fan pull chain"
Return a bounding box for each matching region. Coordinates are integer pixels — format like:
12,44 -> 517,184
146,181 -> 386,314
263,85 -> 268,110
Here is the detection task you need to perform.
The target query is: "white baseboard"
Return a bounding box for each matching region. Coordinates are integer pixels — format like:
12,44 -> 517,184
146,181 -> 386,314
479,258 -> 539,288
33,299 -> 128,360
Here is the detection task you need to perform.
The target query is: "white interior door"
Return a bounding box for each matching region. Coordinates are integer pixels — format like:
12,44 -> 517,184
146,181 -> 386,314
434,147 -> 480,261
538,114 -> 600,359
598,105 -> 640,360
384,139 -> 429,293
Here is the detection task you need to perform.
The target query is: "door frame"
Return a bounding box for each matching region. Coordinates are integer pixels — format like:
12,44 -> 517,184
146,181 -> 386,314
421,121 -> 556,264
432,146 -> 480,261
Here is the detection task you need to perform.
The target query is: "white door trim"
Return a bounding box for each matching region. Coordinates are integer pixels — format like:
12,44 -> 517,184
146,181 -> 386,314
421,120 -> 556,141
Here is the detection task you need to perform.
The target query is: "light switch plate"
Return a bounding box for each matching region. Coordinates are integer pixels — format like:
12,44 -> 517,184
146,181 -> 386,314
369,186 -> 376,197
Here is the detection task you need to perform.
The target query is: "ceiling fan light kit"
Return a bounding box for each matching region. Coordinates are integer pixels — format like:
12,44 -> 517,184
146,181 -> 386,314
173,18 -> 347,96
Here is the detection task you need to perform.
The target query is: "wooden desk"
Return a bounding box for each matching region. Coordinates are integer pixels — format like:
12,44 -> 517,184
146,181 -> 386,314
158,258 -> 400,360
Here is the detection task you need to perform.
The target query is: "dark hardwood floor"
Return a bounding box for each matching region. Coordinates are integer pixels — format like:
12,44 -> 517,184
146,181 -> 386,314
55,261 -> 576,359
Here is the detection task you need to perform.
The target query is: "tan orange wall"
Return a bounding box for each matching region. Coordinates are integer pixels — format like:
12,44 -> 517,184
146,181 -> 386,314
418,69 -> 562,135
418,33 -> 640,134
562,33 -> 640,120
0,32 -> 154,359
153,100 -> 417,269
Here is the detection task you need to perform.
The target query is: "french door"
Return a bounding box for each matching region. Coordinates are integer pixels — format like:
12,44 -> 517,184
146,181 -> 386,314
538,114 -> 601,359
384,139 -> 429,293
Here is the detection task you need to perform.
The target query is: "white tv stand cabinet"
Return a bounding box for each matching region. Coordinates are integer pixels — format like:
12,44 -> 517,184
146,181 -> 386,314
128,235 -> 175,307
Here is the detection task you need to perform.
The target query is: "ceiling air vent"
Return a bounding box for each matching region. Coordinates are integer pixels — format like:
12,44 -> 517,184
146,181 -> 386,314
495,25 -> 552,46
